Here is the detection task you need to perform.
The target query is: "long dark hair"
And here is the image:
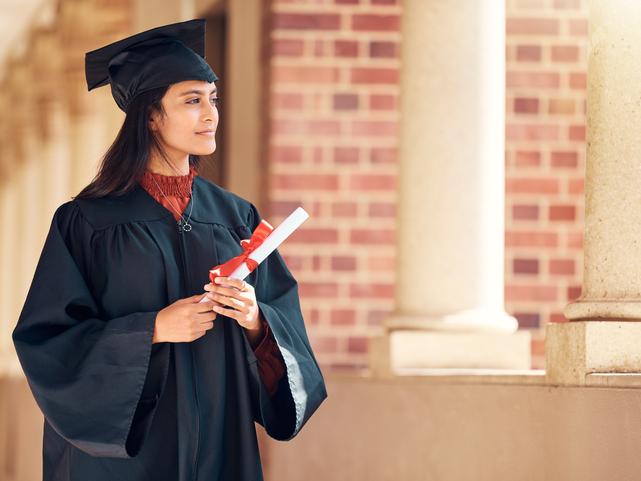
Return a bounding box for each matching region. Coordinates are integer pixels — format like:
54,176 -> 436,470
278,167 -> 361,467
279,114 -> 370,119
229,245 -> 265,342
74,85 -> 203,199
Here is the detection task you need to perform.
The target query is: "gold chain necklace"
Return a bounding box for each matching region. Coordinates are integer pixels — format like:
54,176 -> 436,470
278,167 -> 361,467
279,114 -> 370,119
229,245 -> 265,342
149,172 -> 195,233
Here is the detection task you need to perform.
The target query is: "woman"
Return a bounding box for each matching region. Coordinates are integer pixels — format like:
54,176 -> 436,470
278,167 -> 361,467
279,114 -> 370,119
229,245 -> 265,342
12,19 -> 327,481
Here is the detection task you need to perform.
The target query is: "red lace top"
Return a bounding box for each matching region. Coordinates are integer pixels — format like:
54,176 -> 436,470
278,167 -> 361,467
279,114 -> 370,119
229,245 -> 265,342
139,165 -> 286,396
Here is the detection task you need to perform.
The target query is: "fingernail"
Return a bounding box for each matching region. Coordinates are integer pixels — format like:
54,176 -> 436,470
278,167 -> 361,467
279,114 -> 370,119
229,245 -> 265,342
215,277 -> 222,284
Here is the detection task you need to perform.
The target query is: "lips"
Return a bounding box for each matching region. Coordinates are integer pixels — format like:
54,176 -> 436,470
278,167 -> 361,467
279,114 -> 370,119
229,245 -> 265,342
196,130 -> 215,136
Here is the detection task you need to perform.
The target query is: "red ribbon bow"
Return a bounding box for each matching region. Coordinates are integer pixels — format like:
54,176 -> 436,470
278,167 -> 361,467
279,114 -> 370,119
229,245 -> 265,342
209,220 -> 274,283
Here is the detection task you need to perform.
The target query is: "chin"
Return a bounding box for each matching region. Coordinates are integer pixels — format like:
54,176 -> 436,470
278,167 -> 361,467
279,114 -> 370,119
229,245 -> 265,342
191,143 -> 217,156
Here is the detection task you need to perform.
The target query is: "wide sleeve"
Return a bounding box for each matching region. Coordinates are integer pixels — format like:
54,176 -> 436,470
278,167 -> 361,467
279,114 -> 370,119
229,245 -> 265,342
244,202 -> 328,441
252,319 -> 287,397
11,201 -> 168,458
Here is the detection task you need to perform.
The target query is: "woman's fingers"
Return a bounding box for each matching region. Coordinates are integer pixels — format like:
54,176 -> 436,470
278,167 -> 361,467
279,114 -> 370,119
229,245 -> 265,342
206,292 -> 249,313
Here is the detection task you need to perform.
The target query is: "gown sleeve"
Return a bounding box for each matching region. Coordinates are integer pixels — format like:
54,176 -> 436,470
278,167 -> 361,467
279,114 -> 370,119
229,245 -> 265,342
244,202 -> 328,441
11,201 -> 167,459
252,319 -> 287,397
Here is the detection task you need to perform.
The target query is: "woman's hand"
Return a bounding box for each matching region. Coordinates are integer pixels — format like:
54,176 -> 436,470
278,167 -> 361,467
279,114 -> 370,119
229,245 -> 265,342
153,294 -> 218,343
203,277 -> 264,347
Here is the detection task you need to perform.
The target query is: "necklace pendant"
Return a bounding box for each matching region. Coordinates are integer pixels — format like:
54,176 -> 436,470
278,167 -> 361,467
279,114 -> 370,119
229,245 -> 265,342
177,219 -> 192,233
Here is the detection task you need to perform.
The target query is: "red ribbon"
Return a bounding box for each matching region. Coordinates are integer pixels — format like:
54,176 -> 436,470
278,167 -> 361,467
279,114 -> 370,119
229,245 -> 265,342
209,220 -> 274,283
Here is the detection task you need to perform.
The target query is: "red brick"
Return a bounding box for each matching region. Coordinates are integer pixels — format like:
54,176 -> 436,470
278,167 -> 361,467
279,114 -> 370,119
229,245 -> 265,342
549,259 -> 575,275
514,258 -> 539,275
273,119 -> 340,136
516,45 -> 541,62
333,93 -> 359,110
282,254 -> 304,270
567,232 -> 583,249
369,41 -> 398,58
548,98 -> 575,115
549,204 -> 576,221
569,72 -> 587,89
335,0 -> 359,4
273,13 -> 341,30
514,97 -> 539,114
370,147 -> 396,164
351,67 -> 398,84
350,174 -> 397,190
331,256 -> 357,271
506,124 -> 559,141
369,94 -> 396,110
352,14 -> 400,32
311,335 -> 339,352
569,125 -> 585,141
506,231 -> 558,248
551,151 -> 578,168
270,200 -> 303,217
332,201 -> 358,217
371,0 -> 397,4
506,178 -> 559,194
299,282 -> 339,298
512,204 -> 539,220
334,40 -> 359,57
505,284 -> 558,302
290,228 -> 339,243
514,312 -> 540,328
506,72 -> 560,89
272,65 -> 340,84
549,312 -> 568,323
368,202 -> 396,217
272,92 -> 304,110
350,283 -> 395,298
312,255 -> 322,271
569,19 -> 588,36
347,336 -> 369,353
367,310 -> 389,326
272,38 -> 304,56
334,146 -> 359,165
551,45 -> 579,62
567,285 -> 582,301
352,121 -> 398,137
271,145 -> 303,164
273,174 -> 339,190
568,178 -> 584,195
350,229 -> 395,245
515,150 -> 541,167
507,18 -> 559,36
330,309 -> 357,326
367,256 -> 395,272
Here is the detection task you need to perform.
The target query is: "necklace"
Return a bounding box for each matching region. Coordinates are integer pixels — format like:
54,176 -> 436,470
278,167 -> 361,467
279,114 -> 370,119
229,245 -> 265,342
148,171 -> 195,233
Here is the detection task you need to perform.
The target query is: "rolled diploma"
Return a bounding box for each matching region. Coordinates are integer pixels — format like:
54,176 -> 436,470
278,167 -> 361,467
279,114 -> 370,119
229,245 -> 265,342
198,206 -> 309,303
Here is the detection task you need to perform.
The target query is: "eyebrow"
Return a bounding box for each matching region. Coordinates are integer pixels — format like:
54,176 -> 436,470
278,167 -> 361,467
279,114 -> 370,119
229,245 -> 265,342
178,88 -> 218,97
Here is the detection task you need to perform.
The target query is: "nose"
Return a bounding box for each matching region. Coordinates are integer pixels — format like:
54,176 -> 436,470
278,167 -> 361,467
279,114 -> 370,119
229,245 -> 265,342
201,100 -> 218,122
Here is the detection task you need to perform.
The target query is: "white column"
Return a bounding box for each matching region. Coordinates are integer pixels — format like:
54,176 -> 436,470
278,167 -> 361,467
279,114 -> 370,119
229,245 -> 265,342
372,0 -> 530,373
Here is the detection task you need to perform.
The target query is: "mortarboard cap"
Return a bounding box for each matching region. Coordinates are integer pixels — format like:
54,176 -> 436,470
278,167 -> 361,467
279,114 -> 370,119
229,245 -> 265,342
85,18 -> 218,113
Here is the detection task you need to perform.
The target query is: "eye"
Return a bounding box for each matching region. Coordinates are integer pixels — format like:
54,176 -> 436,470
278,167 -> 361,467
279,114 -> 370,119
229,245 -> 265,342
186,97 -> 221,105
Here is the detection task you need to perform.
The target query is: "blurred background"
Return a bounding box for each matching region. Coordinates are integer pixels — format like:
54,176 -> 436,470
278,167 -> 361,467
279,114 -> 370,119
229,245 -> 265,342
5,0 -> 641,480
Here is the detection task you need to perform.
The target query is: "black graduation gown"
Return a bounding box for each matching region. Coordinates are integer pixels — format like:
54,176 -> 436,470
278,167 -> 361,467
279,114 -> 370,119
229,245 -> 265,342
11,175 -> 327,481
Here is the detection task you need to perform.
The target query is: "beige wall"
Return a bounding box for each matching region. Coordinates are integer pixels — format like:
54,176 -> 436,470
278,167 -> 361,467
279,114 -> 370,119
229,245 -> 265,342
6,373 -> 641,481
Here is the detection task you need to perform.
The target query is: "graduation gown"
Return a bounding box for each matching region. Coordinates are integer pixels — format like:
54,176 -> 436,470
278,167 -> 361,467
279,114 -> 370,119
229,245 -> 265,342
11,174 -> 328,481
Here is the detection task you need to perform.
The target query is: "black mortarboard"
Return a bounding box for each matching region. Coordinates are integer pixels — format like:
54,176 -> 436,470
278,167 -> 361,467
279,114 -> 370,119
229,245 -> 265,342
85,18 -> 218,113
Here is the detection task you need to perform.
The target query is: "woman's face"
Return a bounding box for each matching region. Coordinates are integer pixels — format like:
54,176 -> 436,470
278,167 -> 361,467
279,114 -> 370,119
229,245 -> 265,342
149,79 -> 219,158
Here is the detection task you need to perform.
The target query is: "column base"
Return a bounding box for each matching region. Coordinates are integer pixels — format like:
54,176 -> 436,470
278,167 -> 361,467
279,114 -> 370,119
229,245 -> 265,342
369,329 -> 531,376
546,320 -> 641,385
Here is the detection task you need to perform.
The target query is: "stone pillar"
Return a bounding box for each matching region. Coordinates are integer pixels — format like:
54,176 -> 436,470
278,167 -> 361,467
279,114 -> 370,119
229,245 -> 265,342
549,0 -> 641,385
371,0 -> 530,375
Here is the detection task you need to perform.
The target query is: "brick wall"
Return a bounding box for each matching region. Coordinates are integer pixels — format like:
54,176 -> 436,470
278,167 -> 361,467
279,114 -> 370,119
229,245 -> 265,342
505,0 -> 587,368
264,0 -> 588,372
